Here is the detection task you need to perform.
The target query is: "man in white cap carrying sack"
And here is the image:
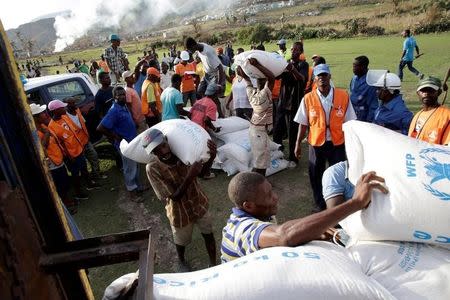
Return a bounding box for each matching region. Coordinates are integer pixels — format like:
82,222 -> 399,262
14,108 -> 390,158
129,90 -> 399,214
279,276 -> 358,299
143,128 -> 218,271
185,37 -> 226,117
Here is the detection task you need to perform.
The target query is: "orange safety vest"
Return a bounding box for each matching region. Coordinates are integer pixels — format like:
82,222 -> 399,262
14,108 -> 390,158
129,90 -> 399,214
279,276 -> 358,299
305,67 -> 314,92
141,80 -> 162,117
62,109 -> 89,147
305,88 -> 349,146
272,79 -> 282,100
408,105 -> 450,145
37,125 -> 65,166
48,118 -> 84,159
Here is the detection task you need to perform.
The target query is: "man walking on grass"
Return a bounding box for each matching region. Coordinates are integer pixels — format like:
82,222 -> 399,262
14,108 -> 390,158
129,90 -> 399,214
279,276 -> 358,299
398,29 -> 424,81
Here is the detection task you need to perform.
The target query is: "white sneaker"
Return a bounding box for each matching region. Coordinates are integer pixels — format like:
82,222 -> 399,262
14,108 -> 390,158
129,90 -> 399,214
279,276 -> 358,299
287,161 -> 297,169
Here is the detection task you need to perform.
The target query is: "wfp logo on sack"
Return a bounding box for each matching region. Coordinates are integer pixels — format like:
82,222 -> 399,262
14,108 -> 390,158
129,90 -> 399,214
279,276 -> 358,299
407,148 -> 450,201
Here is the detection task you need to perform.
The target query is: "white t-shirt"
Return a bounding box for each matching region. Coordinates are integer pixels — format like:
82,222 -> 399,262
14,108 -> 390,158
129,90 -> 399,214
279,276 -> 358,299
198,43 -> 221,74
232,77 -> 252,109
294,88 -> 356,141
67,112 -> 82,128
160,70 -> 174,90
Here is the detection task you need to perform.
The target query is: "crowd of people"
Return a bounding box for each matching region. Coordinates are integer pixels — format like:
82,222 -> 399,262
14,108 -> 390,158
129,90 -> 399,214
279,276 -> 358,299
30,30 -> 449,271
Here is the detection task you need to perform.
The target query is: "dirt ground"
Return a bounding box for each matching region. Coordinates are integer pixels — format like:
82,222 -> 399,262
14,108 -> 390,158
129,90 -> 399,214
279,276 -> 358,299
74,141 -> 314,298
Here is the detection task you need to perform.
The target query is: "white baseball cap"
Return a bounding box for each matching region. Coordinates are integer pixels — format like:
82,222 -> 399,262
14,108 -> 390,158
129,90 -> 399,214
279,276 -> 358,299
122,70 -> 133,80
30,103 -> 47,115
180,51 -> 190,61
367,70 -> 401,90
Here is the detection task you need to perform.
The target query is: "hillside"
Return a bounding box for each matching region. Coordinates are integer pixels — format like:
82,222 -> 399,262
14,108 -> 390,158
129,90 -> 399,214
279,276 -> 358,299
6,18 -> 57,56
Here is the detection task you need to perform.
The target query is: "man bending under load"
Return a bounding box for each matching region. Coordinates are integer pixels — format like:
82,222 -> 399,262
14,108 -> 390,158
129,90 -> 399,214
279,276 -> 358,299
221,171 -> 387,263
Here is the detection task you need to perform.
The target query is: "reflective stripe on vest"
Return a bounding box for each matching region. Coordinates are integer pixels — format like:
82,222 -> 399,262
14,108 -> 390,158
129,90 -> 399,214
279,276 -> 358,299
305,88 -> 349,146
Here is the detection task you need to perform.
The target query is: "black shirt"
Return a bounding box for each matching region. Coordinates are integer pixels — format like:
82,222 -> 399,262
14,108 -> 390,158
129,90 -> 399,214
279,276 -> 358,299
279,60 -> 309,113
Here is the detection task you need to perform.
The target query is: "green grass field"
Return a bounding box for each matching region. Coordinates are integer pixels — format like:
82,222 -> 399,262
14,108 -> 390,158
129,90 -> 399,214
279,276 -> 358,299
39,32 -> 450,113
60,32 -> 450,298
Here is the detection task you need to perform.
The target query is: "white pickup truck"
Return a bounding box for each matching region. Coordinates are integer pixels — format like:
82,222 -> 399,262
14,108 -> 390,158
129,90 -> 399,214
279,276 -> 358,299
24,73 -> 103,143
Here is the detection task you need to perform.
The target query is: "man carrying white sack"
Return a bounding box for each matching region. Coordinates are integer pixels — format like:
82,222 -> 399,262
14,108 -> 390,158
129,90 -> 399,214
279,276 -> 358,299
221,171 -> 387,263
185,37 -> 226,117
143,128 -> 218,271
236,58 -> 275,176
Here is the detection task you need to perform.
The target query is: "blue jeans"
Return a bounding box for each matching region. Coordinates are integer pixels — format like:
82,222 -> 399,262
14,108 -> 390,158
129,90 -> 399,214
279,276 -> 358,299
398,60 -> 420,80
121,154 -> 140,191
182,90 -> 197,107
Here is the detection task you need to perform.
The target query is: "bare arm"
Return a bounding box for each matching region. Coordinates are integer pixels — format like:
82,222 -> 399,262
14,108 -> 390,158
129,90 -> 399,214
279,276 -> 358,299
149,102 -> 161,120
217,64 -> 225,90
286,63 -> 305,82
205,117 -> 220,132
400,50 -> 406,60
171,162 -> 203,201
442,68 -> 450,91
415,45 -> 420,56
294,124 -> 308,159
325,195 -> 345,209
176,104 -> 190,118
248,58 -> 275,90
258,172 -> 388,248
236,66 -> 252,86
97,124 -> 121,144
134,57 -> 149,79
226,91 -> 233,109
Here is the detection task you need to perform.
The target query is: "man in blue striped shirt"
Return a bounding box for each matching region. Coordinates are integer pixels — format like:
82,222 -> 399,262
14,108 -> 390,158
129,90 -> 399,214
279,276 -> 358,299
221,171 -> 388,263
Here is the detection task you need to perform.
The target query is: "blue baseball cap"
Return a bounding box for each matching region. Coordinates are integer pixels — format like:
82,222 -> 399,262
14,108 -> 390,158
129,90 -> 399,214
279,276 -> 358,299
313,64 -> 331,76
277,39 -> 286,45
142,128 -> 166,155
110,34 -> 121,41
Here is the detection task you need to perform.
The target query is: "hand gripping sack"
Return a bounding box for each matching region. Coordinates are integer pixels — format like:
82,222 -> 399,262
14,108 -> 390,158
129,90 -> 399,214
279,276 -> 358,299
120,119 -> 210,165
340,121 -> 450,248
153,241 -> 393,300
348,241 -> 450,300
234,50 -> 288,79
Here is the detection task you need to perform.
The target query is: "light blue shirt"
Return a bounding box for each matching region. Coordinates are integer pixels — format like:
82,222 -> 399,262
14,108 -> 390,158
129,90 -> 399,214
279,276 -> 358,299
349,74 -> 378,122
161,87 -> 184,121
322,161 -> 355,202
373,94 -> 413,135
402,36 -> 417,62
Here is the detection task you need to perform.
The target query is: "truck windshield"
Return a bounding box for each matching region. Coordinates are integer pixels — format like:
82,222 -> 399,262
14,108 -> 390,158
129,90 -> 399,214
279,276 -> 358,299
47,80 -> 86,105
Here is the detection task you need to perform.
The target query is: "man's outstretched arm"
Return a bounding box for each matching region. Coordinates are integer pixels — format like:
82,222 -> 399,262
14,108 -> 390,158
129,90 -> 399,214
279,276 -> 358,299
258,172 -> 388,248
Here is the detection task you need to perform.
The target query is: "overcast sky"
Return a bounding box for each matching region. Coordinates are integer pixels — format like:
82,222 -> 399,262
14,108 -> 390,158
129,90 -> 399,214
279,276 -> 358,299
0,0 -> 80,30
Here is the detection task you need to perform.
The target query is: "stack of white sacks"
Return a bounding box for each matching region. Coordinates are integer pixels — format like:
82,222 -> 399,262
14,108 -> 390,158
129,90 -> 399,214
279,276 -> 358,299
113,56 -> 450,299
210,116 -> 289,177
